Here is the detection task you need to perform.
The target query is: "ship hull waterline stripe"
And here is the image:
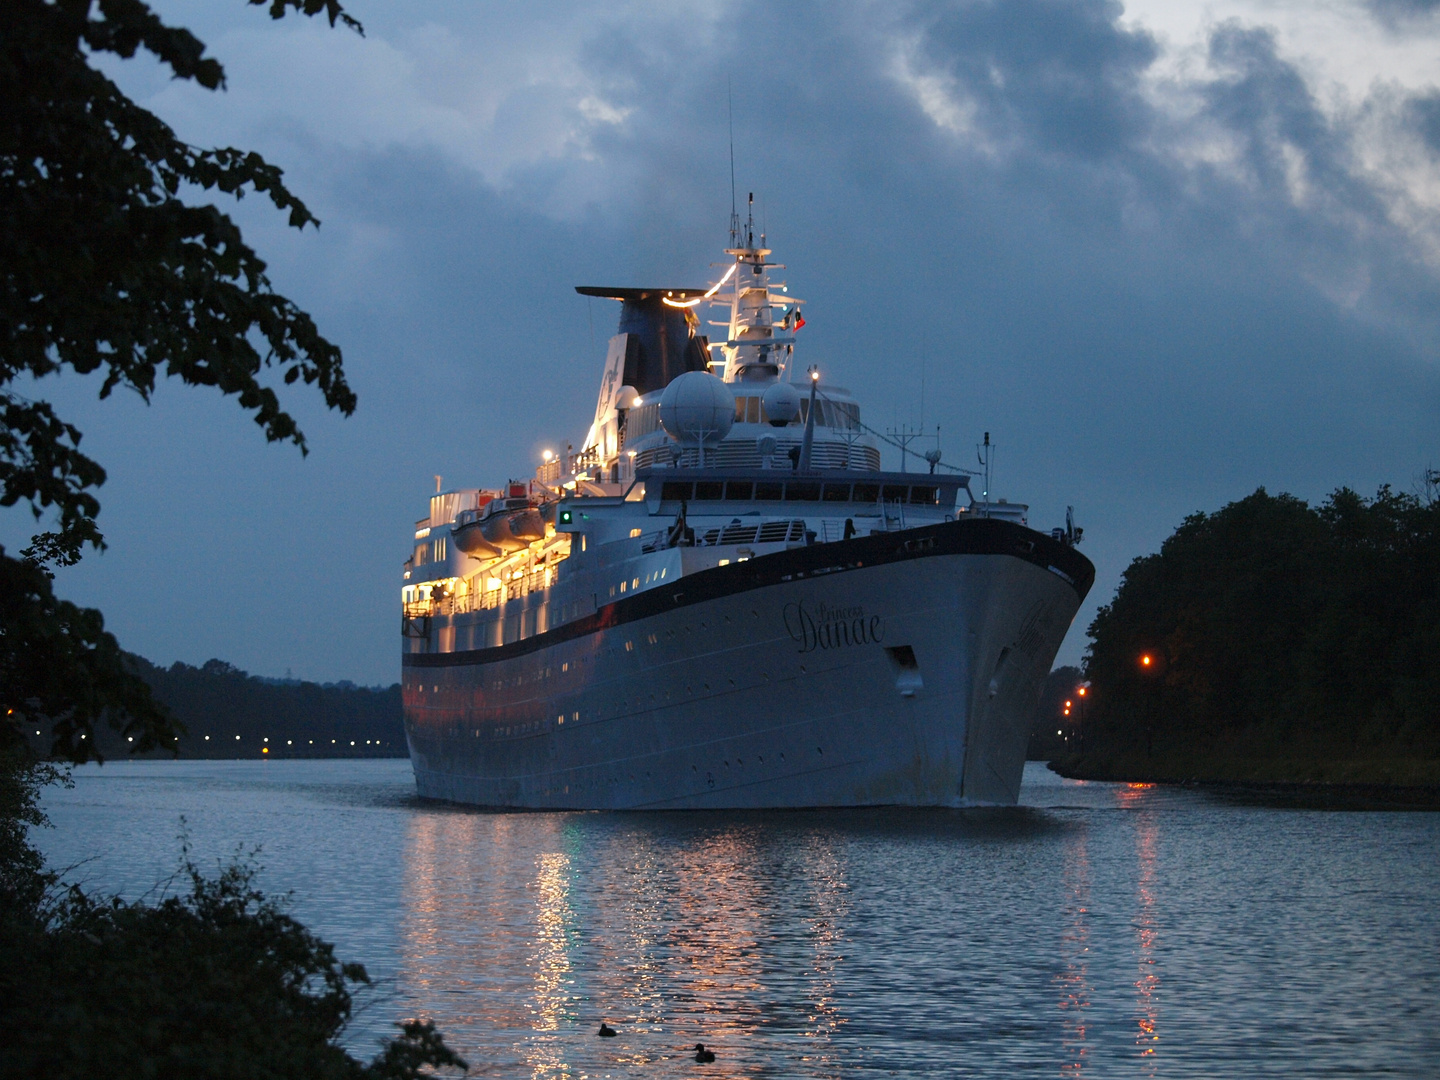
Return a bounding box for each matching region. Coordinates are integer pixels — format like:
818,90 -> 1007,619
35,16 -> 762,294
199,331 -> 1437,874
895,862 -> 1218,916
403,516 -> 1094,669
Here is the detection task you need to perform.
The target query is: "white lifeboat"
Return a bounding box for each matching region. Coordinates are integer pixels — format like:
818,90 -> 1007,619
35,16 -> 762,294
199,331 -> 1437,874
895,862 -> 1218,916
453,495 -> 545,557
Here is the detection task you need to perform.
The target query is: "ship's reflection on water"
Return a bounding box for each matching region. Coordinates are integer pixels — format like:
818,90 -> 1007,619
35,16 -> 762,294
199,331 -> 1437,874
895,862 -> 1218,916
1056,822 -> 1091,1075
399,812 -> 854,1077
379,766 -> 1440,1079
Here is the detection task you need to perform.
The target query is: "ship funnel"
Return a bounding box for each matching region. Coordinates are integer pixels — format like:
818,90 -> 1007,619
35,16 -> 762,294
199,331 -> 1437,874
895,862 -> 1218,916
575,287 -> 712,397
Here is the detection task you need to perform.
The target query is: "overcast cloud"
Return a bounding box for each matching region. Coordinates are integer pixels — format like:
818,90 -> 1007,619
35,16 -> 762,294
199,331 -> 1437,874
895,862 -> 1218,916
11,0 -> 1439,682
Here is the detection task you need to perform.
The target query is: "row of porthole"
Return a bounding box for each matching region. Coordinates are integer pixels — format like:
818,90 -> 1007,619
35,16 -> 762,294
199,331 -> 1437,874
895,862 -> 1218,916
608,566 -> 668,599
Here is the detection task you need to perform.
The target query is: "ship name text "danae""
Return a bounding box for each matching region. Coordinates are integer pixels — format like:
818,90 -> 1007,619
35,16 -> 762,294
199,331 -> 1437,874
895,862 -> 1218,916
783,600 -> 884,654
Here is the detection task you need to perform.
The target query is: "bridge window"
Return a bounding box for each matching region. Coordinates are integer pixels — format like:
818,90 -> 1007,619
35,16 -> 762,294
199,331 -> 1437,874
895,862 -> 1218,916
909,485 -> 938,505
822,483 -> 852,502
754,481 -> 783,500
661,481 -> 693,501
726,481 -> 754,500
852,483 -> 880,503
785,482 -> 821,501
694,481 -> 724,500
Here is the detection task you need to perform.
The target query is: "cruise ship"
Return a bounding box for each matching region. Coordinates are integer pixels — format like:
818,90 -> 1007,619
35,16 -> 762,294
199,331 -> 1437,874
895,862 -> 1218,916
400,208 -> 1094,808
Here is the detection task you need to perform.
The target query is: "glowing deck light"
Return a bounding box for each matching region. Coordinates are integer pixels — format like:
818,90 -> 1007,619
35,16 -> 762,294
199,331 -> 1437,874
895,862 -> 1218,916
662,262 -> 739,307
1141,654 -> 1153,667
632,396 -> 643,407
810,369 -> 820,381
1077,687 -> 1087,696
542,449 -> 554,462
1064,700 -> 1072,708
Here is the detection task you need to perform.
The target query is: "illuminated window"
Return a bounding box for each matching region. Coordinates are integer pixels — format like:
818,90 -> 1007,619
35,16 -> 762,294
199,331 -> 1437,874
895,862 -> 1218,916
630,528 -> 642,538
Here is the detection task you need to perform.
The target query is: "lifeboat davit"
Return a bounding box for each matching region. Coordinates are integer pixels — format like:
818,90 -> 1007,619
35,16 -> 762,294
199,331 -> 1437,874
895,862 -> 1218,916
452,497 -> 545,557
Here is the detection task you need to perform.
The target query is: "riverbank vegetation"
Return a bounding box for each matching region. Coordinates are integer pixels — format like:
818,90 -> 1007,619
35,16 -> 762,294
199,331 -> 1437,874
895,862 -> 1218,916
1056,486 -> 1440,787
123,656 -> 403,759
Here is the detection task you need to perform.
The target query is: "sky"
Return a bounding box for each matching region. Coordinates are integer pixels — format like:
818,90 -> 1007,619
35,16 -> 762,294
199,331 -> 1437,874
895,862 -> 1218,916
8,0 -> 1440,684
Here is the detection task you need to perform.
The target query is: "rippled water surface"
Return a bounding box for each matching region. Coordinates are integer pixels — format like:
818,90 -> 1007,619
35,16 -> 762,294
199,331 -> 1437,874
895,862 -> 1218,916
37,760 -> 1440,1078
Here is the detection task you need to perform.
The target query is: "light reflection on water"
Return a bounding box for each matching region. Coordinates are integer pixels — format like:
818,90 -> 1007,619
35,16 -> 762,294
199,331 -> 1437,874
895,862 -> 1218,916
37,760 -> 1440,1078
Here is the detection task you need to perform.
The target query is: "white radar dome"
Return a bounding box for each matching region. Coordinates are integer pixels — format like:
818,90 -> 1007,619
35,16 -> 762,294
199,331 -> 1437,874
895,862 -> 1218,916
616,384 -> 639,411
762,381 -> 802,427
659,372 -> 735,444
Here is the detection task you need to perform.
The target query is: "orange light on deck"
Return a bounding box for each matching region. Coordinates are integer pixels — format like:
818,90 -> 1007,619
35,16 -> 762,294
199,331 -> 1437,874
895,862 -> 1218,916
1077,687 -> 1087,697
1140,653 -> 1153,667
262,747 -> 269,754
1064,699 -> 1072,709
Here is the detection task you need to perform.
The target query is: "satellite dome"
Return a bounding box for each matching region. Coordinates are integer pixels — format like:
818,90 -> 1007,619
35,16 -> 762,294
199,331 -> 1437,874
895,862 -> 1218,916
659,372 -> 735,445
616,385 -> 640,411
762,381 -> 801,427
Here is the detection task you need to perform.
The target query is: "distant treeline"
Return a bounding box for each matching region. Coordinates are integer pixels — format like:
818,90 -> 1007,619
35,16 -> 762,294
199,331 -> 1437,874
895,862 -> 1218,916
1059,486 -> 1440,787
89,657 -> 406,759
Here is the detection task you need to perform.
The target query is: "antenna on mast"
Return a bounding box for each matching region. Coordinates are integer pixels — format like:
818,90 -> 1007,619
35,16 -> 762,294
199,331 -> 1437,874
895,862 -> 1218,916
728,79 -> 738,248
976,432 -> 994,514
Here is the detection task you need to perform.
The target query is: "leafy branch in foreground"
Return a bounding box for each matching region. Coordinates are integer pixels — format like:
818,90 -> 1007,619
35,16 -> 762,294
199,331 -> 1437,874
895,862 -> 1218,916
1,0 -> 363,761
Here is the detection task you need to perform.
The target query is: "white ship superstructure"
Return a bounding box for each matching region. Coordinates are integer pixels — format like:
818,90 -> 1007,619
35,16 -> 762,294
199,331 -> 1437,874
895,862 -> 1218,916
400,209 -> 1093,808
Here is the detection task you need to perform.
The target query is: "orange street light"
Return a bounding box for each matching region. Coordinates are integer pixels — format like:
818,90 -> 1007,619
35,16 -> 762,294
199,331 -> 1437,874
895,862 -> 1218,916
1140,653 -> 1153,668
1077,686 -> 1087,697
1064,699 -> 1072,708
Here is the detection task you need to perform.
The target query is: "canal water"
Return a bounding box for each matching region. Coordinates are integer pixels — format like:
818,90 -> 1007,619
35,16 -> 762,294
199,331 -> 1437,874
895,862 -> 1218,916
36,760 -> 1440,1078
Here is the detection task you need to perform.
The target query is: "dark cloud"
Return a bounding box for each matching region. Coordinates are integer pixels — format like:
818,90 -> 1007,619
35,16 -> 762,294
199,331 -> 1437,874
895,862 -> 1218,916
1408,89 -> 1440,155
1364,0 -> 1440,31
913,0 -> 1159,159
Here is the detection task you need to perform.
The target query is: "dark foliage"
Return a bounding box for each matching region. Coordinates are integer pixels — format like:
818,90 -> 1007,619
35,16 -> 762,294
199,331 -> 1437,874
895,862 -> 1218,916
1070,486 -> 1440,785
2,554 -> 181,761
1,0 -> 361,764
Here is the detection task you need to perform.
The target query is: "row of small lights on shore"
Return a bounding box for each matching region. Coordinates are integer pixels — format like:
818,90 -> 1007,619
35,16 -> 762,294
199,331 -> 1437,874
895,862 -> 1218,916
32,733 -> 384,751
1054,654 -> 1154,737
198,736 -> 385,754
